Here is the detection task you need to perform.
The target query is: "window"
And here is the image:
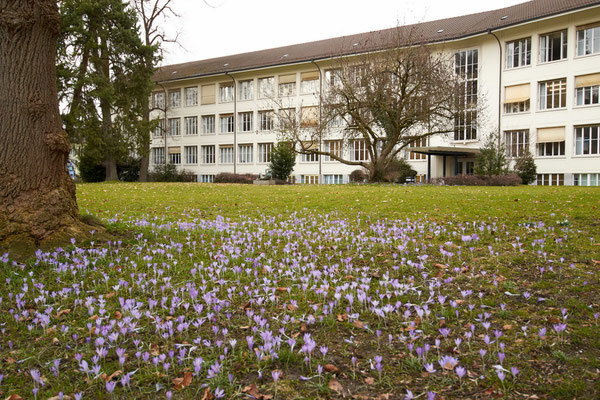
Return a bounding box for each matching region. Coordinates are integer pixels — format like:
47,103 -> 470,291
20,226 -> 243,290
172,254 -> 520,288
219,83 -> 233,103
152,147 -> 165,164
238,144 -> 253,163
300,106 -> 319,127
279,74 -> 296,96
153,119 -> 165,137
324,69 -> 341,92
506,38 -> 531,68
539,79 -> 566,109
152,92 -> 165,109
257,143 -> 273,163
168,118 -> 180,136
168,147 -> 181,164
301,175 -> 319,184
504,130 -> 529,158
220,146 -> 234,164
504,83 -> 530,114
238,80 -> 254,101
202,115 -> 215,134
575,125 -> 600,155
301,142 -> 319,162
201,84 -> 216,105
258,110 -> 274,131
258,77 -> 274,98
201,145 -> 215,164
168,90 -> 181,107
576,23 -> 600,56
184,87 -> 198,106
537,141 -> 565,157
537,173 -> 564,186
301,71 -> 319,94
408,137 -> 427,160
454,49 -> 478,141
573,173 -> 600,186
575,73 -> 600,106
184,116 -> 198,135
184,146 -> 197,164
220,114 -> 234,133
324,174 -> 343,184
540,30 -> 567,63
352,139 -> 369,161
324,140 -> 342,161
200,175 -> 215,183
238,112 -> 253,132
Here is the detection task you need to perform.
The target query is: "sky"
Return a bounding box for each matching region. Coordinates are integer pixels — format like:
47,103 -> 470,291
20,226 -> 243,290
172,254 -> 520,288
160,0 -> 525,66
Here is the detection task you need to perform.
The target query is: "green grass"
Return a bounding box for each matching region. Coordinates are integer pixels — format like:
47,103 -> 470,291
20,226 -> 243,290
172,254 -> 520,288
0,183 -> 598,400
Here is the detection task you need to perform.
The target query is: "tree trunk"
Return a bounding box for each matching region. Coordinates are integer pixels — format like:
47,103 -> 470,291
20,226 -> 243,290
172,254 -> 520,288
0,0 -> 86,254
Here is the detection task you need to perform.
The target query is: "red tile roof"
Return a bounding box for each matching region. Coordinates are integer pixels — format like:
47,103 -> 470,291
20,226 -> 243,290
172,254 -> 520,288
155,0 -> 600,82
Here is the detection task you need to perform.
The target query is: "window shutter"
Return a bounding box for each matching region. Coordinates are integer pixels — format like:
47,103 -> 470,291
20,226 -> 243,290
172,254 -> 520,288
279,74 -> 296,84
201,84 -> 215,104
575,73 -> 600,88
168,146 -> 181,154
537,127 -> 565,143
504,83 -> 530,103
301,71 -> 319,81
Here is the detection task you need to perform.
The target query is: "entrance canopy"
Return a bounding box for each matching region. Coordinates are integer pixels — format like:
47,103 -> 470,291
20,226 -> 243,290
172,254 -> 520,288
405,146 -> 480,157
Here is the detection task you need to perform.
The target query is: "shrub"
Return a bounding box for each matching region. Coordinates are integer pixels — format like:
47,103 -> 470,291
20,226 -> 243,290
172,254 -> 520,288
79,152 -> 106,182
349,169 -> 367,183
214,173 -> 258,184
438,173 -> 522,186
474,133 -> 508,177
269,142 -> 296,180
383,158 -> 417,183
149,163 -> 195,182
514,150 -> 537,185
117,157 -> 141,182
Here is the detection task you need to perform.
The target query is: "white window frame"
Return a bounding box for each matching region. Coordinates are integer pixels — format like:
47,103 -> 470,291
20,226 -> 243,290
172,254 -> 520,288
574,125 -> 600,155
152,147 -> 165,164
184,116 -> 198,135
576,24 -> 600,56
257,143 -> 273,163
324,140 -> 342,161
258,110 -> 274,131
258,77 -> 274,98
169,149 -> 181,165
323,174 -> 343,184
506,38 -> 531,69
454,49 -> 478,141
352,139 -> 369,161
219,83 -> 234,103
153,119 -> 166,137
238,144 -> 253,164
537,141 -> 565,157
539,79 -> 566,110
201,145 -> 216,164
220,145 -> 234,164
238,80 -> 254,101
168,118 -> 181,136
168,90 -> 181,108
504,130 -> 529,158
238,112 -> 253,132
539,30 -> 568,63
278,82 -> 296,97
202,115 -> 215,134
575,85 -> 600,106
153,92 -> 165,109
573,173 -> 600,186
184,145 -> 198,164
184,87 -> 198,106
220,115 -> 234,133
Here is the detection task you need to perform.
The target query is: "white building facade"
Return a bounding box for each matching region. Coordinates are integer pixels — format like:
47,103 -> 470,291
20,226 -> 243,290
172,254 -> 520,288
151,0 -> 600,185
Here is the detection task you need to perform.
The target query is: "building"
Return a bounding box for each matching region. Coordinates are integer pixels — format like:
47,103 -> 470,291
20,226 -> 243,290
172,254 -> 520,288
151,0 -> 600,186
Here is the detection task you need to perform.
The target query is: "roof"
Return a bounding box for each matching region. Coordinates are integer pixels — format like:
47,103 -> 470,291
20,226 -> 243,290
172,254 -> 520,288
154,0 -> 600,83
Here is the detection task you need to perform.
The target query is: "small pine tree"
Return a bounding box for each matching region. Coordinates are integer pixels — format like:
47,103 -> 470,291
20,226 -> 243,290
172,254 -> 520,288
269,142 -> 296,180
514,149 -> 537,185
474,133 -> 508,177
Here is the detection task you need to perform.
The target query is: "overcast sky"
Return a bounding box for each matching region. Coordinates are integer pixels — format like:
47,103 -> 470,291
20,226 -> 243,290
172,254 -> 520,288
160,0 -> 525,66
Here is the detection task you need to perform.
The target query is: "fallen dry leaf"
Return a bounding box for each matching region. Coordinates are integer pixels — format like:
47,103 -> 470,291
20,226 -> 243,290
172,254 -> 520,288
101,370 -> 123,382
200,387 -> 213,400
56,309 -> 71,318
352,320 -> 365,329
104,291 -> 116,299
337,314 -> 348,322
434,263 -> 448,269
115,310 -> 122,320
328,378 -> 343,394
173,371 -> 193,390
364,377 -> 375,384
5,395 -> 23,400
324,364 -> 339,373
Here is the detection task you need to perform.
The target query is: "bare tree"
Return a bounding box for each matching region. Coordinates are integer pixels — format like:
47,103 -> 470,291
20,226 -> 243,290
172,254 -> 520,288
131,0 -> 180,182
0,0 -> 87,254
276,28 -> 473,182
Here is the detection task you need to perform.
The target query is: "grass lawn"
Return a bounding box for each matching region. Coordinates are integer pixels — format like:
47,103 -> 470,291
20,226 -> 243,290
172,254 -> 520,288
1,183 -> 599,399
